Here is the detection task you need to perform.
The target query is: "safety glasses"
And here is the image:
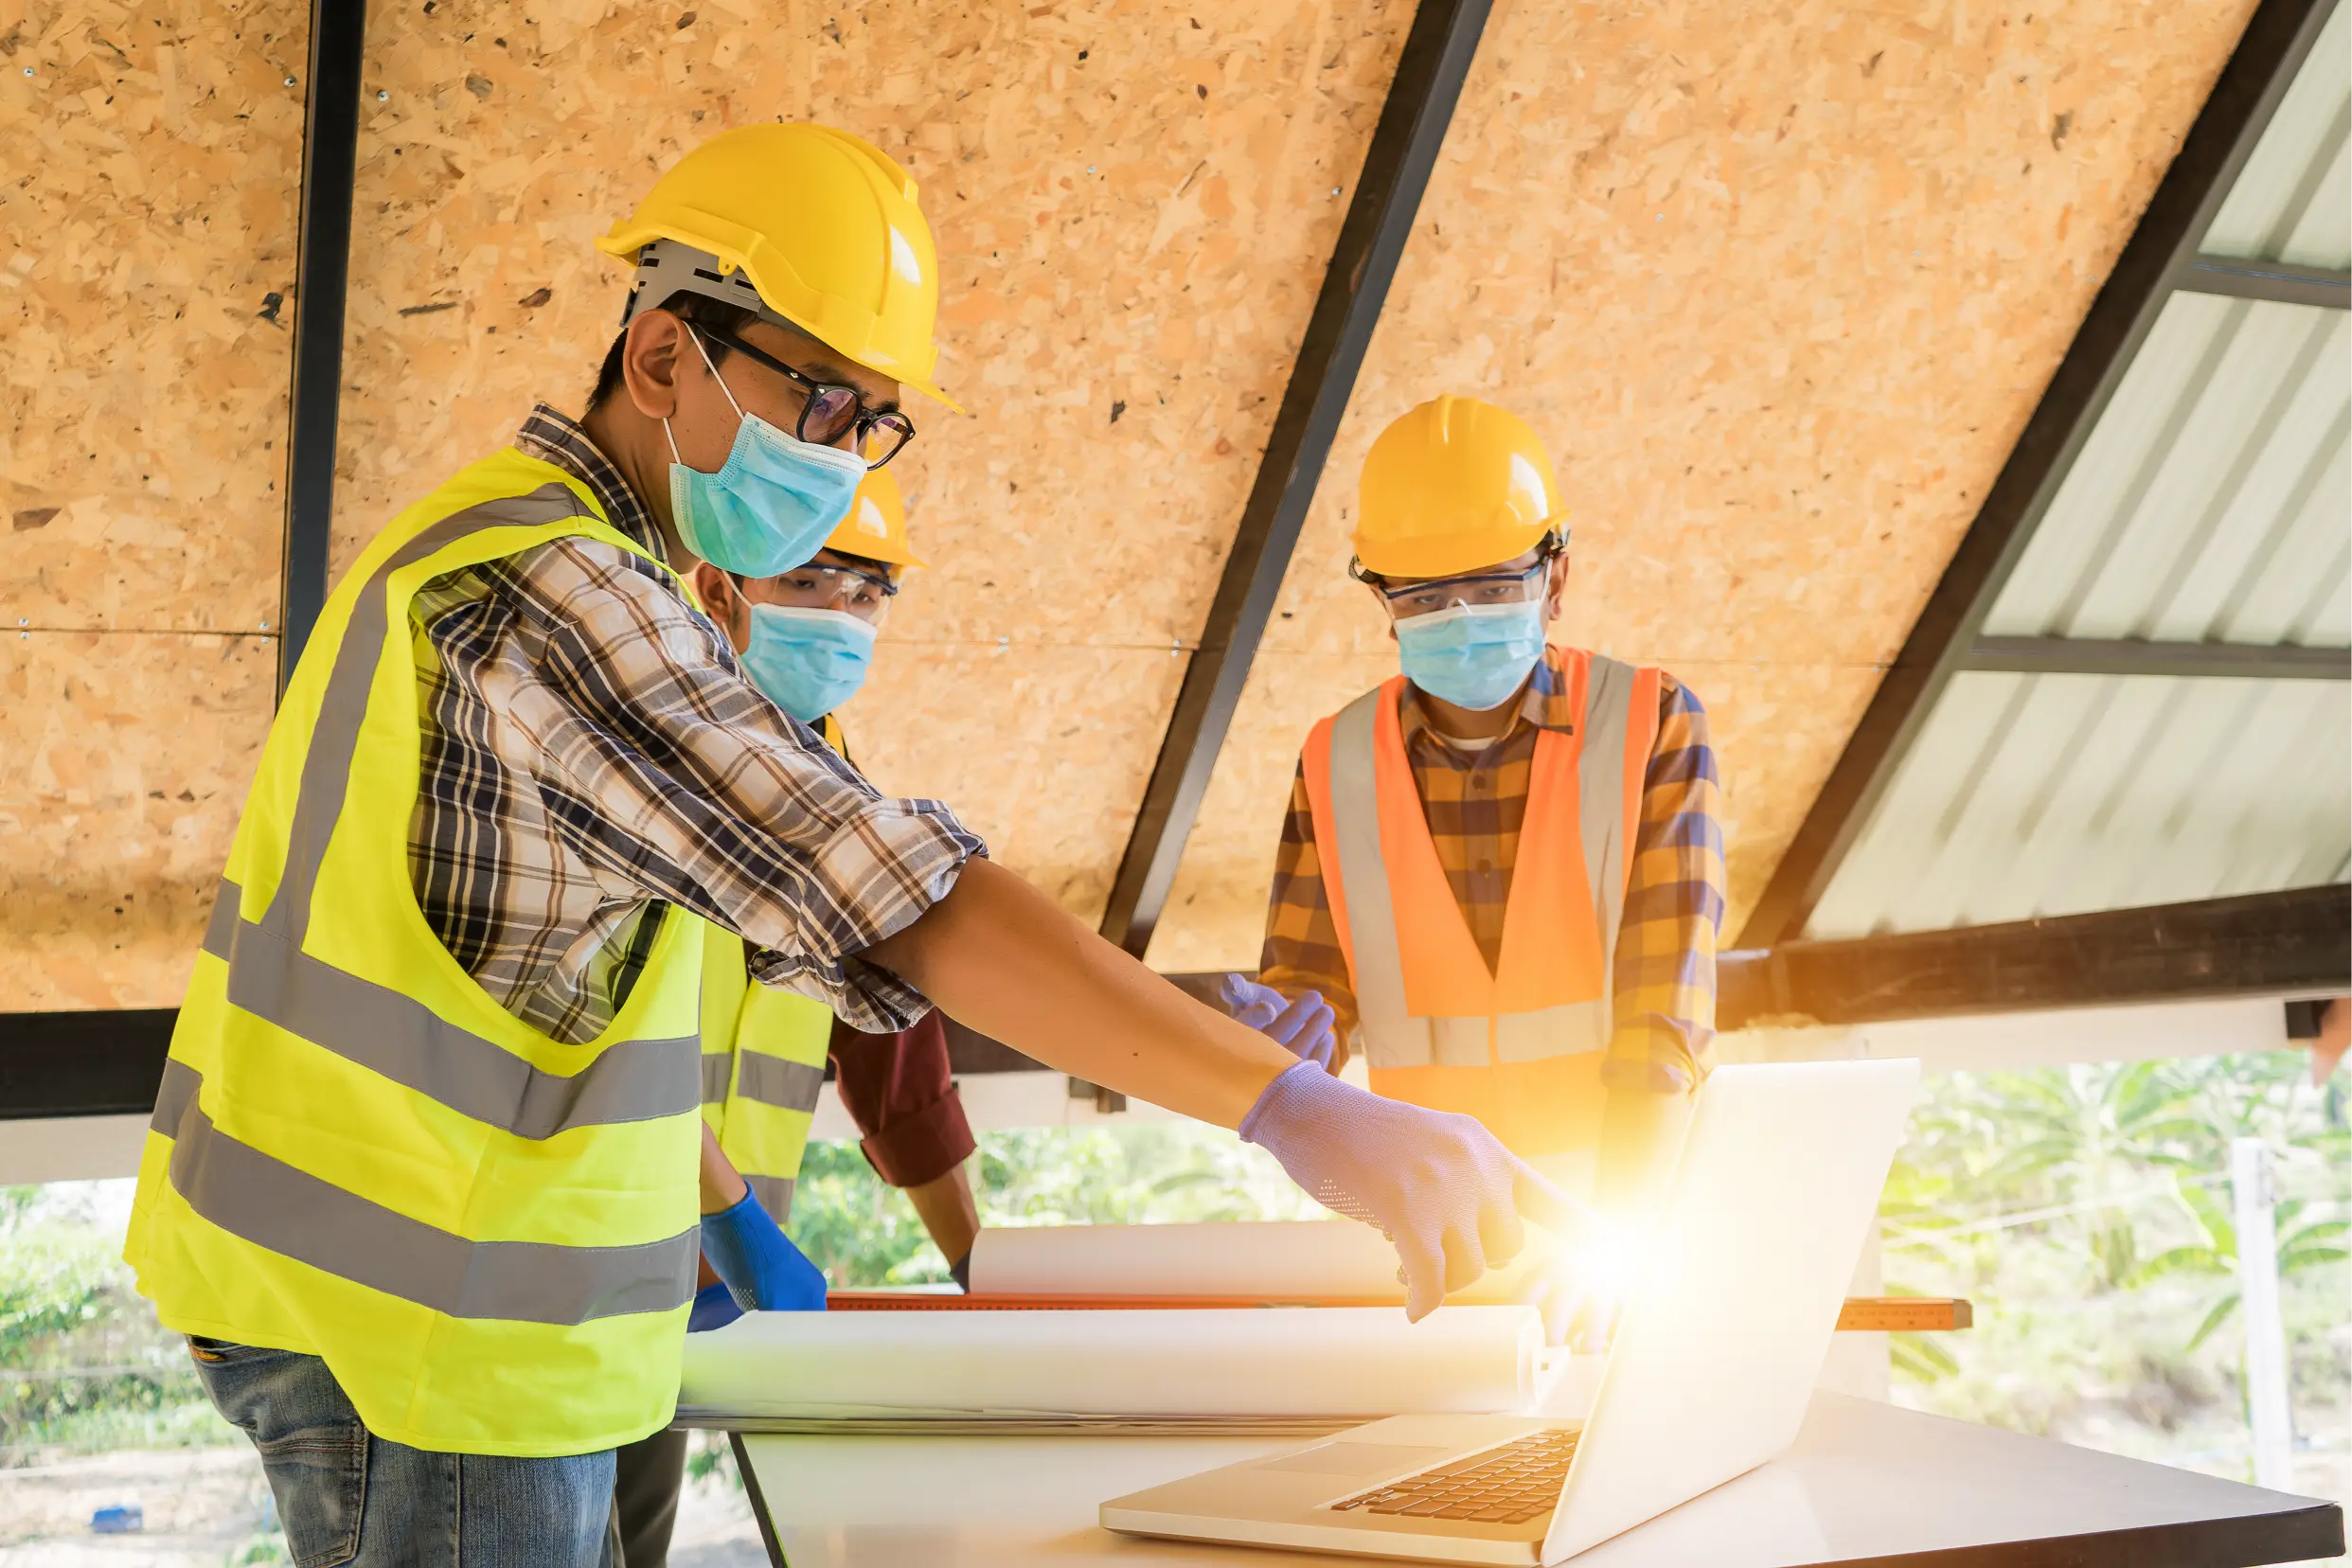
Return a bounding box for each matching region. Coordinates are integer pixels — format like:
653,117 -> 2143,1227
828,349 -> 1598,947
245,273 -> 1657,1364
1353,542 -> 1559,621
760,560 -> 900,624
697,327 -> 917,469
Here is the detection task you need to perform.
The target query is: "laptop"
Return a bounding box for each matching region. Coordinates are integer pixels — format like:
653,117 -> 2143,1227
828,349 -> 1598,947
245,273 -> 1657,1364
1100,1058 -> 1920,1563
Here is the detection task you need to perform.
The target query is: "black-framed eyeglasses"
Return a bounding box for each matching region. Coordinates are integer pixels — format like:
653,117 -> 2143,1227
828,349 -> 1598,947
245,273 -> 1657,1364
696,326 -> 917,470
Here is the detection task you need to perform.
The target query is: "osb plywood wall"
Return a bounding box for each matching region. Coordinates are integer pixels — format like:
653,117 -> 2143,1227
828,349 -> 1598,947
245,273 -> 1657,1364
0,0 -> 2264,1012
1147,0 -> 2265,971
330,0 -> 1410,918
0,0 -> 300,1007
1,635 -> 278,1007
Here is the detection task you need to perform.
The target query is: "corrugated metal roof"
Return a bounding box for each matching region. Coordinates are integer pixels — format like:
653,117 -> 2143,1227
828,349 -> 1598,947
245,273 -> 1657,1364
1806,672 -> 2352,939
1982,294 -> 2350,645
1791,9 -> 2351,941
2201,0 -> 2350,269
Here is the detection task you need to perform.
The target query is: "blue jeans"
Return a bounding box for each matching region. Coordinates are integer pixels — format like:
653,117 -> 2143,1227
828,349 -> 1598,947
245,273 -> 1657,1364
188,1336 -> 618,1567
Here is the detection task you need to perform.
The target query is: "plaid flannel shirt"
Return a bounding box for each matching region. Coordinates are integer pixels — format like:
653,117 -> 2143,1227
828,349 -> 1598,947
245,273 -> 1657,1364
403,404 -> 984,1045
1257,649 -> 1724,1093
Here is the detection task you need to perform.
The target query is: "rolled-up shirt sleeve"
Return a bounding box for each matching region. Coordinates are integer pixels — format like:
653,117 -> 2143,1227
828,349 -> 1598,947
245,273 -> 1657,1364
487,538 -> 985,1033
830,1011 -> 977,1189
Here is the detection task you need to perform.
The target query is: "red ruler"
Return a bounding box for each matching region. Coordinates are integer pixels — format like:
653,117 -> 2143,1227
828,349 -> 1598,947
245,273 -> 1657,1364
826,1292 -> 1973,1331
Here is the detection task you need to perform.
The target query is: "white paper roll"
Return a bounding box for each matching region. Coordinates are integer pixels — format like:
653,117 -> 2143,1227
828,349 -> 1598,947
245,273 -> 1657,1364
968,1220 -> 1551,1303
679,1307 -> 1540,1423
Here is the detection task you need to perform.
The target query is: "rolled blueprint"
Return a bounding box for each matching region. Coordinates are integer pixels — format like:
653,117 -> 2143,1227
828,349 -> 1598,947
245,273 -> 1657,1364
968,1220 -> 1551,1303
678,1306 -> 1541,1426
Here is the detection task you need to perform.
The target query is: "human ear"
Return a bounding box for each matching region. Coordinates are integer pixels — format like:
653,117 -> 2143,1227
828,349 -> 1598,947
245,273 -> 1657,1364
690,561 -> 753,654
1543,551 -> 1571,623
621,310 -> 689,423
1366,580 -> 1399,644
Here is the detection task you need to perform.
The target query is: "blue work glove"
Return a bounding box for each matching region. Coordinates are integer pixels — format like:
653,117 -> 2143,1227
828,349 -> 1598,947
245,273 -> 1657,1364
699,1190 -> 829,1312
1240,1060 -> 1588,1321
687,1280 -> 745,1333
1220,973 -> 1339,1073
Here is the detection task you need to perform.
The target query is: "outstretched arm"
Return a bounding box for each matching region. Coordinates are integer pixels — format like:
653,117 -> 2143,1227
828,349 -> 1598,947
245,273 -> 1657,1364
862,858 -> 1294,1128
863,858 -> 1588,1318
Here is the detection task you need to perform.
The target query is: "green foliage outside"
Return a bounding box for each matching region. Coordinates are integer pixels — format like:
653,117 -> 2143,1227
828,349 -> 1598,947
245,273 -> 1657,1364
789,1120 -> 1327,1286
1880,1051 -> 2348,1483
4,1054 -> 2344,1492
0,1185 -> 219,1466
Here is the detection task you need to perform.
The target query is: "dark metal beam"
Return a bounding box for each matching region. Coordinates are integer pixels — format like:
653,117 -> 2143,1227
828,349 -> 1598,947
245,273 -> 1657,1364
1737,0 -> 2341,948
2283,996 -> 2334,1038
276,0 -> 369,698
938,1017 -> 1043,1077
1720,884 -> 2351,1028
1961,635 -> 2352,680
2179,255 -> 2352,309
1096,0 -> 1494,957
0,1009 -> 174,1120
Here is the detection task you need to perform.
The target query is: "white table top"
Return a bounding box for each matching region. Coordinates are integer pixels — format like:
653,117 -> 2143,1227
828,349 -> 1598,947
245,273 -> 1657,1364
730,1393 -> 2343,1567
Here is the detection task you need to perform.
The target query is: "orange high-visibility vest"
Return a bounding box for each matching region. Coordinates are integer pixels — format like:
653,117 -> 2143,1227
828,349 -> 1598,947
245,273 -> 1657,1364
1300,648 -> 1660,1156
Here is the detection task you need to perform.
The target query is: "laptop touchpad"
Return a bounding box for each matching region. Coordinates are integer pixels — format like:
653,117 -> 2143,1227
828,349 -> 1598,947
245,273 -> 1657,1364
1254,1443 -> 1453,1477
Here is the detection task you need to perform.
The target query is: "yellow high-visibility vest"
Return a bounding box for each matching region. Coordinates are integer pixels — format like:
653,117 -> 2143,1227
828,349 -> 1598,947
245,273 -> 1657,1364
697,708 -> 846,1221
124,448 -> 707,1458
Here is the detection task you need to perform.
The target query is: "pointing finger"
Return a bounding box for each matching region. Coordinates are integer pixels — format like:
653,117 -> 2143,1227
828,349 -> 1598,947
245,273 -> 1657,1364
1392,1225 -> 1447,1323
1507,1156 -> 1589,1239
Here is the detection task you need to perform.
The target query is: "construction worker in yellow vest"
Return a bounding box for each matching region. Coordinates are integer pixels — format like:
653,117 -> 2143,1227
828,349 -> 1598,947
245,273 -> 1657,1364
124,128 -> 1586,1565
682,465 -> 979,1284
611,469 -> 990,1568
1238,396 -> 1726,1227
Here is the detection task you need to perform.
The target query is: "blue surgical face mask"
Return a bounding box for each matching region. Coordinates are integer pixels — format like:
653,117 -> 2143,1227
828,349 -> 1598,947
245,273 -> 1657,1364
665,330 -> 866,579
1395,601 -> 1548,711
740,604 -> 878,723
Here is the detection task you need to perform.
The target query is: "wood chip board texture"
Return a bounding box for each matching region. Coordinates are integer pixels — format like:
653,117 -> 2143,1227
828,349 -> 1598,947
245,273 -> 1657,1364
0,632 -> 275,1008
1,2 -> 302,1006
0,0 -> 2267,1006
329,0 -> 1409,922
1148,0 -> 2265,972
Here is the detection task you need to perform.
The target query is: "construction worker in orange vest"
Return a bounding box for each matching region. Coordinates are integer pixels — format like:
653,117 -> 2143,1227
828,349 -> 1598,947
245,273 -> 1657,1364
1232,396 -> 1726,1229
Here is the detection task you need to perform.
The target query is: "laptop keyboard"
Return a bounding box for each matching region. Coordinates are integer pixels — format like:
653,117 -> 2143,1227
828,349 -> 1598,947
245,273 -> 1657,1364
1329,1427 -> 1579,1525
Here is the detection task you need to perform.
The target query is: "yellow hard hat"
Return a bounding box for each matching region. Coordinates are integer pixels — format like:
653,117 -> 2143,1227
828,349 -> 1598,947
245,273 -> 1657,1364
597,123 -> 959,411
824,464 -> 925,570
1354,396 -> 1567,578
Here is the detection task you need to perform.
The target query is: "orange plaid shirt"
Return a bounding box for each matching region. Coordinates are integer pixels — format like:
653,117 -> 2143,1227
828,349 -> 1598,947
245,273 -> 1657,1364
1258,647 -> 1723,1093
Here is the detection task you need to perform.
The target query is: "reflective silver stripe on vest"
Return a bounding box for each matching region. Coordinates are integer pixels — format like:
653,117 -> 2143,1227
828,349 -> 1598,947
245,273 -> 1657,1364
203,882 -> 241,964
150,1061 -> 696,1324
151,1054 -> 201,1136
745,1174 -> 797,1223
702,1053 -> 735,1105
265,490 -> 586,947
1327,692 -> 1431,1069
1577,655 -> 1640,980
201,881 -> 700,1137
735,1053 -> 827,1114
1328,661 -> 1643,1069
199,485 -> 701,1138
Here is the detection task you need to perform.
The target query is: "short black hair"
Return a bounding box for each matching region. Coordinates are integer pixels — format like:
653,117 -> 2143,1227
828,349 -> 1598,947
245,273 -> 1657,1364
585,291 -> 766,414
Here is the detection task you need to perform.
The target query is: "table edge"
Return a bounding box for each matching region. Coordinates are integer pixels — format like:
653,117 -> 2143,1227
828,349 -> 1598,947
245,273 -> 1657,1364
1817,1501 -> 2345,1568
727,1424 -> 2345,1568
